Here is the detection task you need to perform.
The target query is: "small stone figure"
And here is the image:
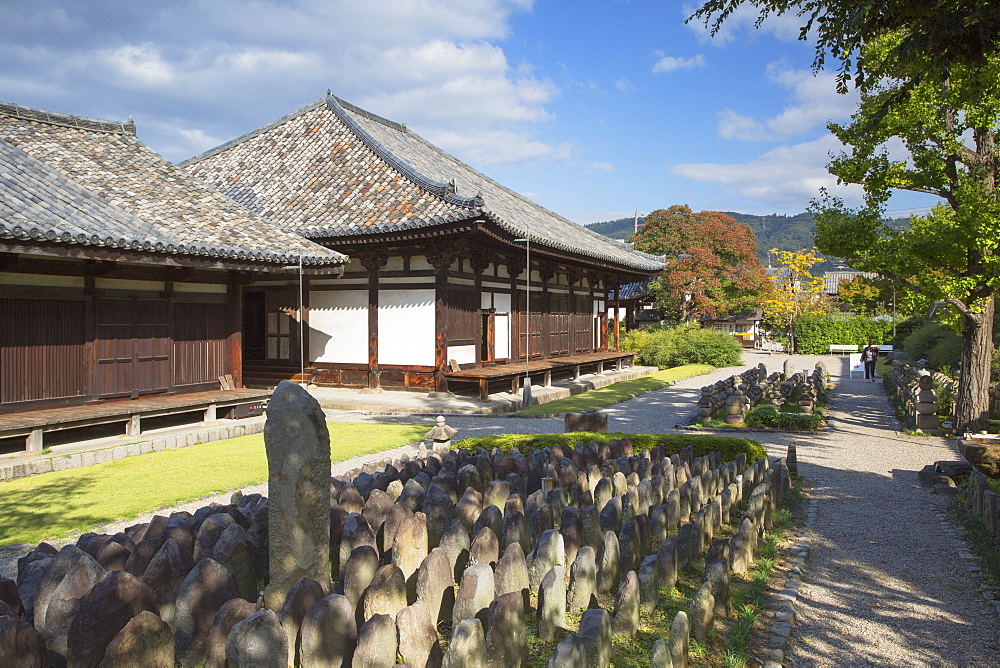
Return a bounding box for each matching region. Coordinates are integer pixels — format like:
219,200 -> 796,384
425,416 -> 458,452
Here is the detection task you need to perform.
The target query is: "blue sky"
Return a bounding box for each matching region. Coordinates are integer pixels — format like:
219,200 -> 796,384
1,0 -> 936,224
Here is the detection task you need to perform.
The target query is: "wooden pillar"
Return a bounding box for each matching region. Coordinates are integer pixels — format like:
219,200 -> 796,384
226,278 -> 244,388
540,263 -> 555,359
568,267 -> 578,354
428,248 -> 459,393
598,274 -> 609,351
613,281 -> 621,351
360,254 -> 387,389
471,253 -> 490,365
301,274 -> 311,371
507,256 -> 525,362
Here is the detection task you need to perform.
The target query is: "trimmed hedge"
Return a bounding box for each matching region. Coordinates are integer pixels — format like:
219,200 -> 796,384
794,314 -> 894,354
454,431 -> 766,463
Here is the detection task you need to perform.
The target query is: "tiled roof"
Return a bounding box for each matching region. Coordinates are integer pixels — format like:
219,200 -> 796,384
0,101 -> 345,267
183,95 -> 664,273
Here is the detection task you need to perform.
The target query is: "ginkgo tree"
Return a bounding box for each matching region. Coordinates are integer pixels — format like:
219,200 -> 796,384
765,248 -> 828,352
690,0 -> 1000,432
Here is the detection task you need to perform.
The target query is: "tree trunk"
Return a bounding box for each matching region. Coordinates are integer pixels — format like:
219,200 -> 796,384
954,296 -> 995,434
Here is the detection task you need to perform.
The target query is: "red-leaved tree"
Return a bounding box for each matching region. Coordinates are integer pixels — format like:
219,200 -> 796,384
632,205 -> 773,322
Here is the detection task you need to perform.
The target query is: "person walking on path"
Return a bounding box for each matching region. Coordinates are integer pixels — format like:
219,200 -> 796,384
861,341 -> 880,382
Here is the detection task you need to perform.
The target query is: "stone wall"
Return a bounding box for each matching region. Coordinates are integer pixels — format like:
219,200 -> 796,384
698,362 -> 828,425
698,363 -> 782,425
886,360 -> 941,430
1,432 -> 790,667
965,471 -> 1000,545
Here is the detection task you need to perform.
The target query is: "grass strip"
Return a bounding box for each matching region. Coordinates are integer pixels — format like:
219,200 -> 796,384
516,364 -> 715,416
722,481 -> 802,667
0,422 -> 429,548
949,492 -> 1000,590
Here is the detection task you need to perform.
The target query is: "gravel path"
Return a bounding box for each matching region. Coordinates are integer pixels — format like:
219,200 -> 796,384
4,351 -> 998,665
779,366 -> 1000,666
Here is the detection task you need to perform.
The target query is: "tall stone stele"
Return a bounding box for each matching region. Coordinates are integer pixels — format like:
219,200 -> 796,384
263,381 -> 332,609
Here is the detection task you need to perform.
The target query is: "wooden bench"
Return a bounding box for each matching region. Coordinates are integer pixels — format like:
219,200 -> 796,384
445,352 -> 635,402
829,344 -> 859,355
0,388 -> 271,453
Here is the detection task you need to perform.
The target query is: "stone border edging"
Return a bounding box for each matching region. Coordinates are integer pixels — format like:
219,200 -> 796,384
0,419 -> 266,482
762,494 -> 817,667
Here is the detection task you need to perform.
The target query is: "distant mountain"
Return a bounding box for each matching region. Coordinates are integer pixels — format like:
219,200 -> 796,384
585,217 -> 639,240
584,211 -> 909,270
583,212 -> 817,257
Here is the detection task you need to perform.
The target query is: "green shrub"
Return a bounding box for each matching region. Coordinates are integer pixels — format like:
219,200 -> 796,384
673,327 -> 743,366
793,314 -> 894,354
927,336 -> 962,370
895,316 -> 930,347
454,432 -> 766,463
773,412 -> 825,431
745,404 -> 779,428
743,403 -> 824,430
624,322 -> 742,369
902,322 -> 961,369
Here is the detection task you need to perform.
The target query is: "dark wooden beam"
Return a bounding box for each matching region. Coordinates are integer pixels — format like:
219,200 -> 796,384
359,254 -> 388,389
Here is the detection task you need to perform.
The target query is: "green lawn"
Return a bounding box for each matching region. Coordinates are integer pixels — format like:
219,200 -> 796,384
516,364 -> 715,416
0,422 -> 429,548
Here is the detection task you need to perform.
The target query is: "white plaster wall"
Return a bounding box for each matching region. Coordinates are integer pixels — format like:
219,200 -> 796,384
310,291 -> 368,364
495,293 -> 511,313
0,273 -> 84,288
96,278 -> 167,292
495,314 -> 510,359
411,256 -> 433,271
380,289 -> 435,366
481,292 -> 492,309
448,345 -> 477,365
385,257 -> 405,271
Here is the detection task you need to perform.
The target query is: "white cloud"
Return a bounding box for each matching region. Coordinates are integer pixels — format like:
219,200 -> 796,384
614,78 -> 635,92
683,3 -> 805,45
429,129 -> 575,166
717,109 -> 766,141
717,63 -> 858,141
99,44 -> 175,86
670,134 -> 865,209
0,0 -> 567,166
587,162 -> 616,173
652,53 -> 705,74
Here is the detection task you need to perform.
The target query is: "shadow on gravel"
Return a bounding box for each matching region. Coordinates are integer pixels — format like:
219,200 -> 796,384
781,461 -> 999,665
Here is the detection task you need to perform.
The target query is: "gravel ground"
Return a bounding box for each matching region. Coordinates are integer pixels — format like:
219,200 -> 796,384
780,371 -> 1000,666
4,351 -> 997,665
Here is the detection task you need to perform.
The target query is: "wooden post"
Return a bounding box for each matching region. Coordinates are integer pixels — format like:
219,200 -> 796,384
540,263 -> 555,359
360,254 -> 387,389
428,248 -> 459,393
301,273 -> 311,374
226,276 -> 244,388
613,282 -> 621,351
471,254 -> 490,365
507,256 -> 525,363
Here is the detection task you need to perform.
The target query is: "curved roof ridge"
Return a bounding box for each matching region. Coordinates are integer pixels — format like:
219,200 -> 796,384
323,95 -> 482,209
0,100 -> 135,136
179,98 -> 327,167
332,95 -> 406,132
